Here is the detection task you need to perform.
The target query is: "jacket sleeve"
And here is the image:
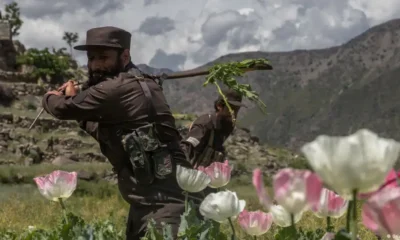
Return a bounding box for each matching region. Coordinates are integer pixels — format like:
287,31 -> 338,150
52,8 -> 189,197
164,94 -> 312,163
180,116 -> 210,165
42,84 -> 117,122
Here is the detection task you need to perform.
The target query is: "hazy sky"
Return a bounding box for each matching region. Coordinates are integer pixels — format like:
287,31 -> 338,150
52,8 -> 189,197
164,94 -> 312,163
2,0 -> 400,71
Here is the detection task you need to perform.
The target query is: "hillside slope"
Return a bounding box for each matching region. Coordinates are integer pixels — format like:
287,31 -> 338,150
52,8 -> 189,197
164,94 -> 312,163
154,18 -> 400,149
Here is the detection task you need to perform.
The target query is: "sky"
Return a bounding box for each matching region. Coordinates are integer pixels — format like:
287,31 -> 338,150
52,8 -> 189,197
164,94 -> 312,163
2,0 -> 400,71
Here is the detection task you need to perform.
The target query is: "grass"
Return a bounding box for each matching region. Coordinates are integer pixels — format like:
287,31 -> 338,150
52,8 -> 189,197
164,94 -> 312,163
0,162 -> 112,184
0,166 -> 376,239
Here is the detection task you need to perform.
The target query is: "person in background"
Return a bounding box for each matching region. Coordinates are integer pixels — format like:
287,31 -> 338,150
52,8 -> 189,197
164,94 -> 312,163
180,89 -> 246,168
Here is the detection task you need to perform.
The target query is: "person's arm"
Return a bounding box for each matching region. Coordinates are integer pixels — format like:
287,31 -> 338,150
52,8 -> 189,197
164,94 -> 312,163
42,83 -> 117,122
180,116 -> 210,165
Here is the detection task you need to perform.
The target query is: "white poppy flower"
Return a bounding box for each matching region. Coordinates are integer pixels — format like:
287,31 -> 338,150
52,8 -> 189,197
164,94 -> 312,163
199,190 -> 246,223
301,129 -> 400,199
176,165 -> 211,193
270,205 -> 303,227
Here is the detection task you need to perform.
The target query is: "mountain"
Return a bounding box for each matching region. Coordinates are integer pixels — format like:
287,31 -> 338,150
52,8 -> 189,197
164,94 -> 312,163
140,18 -> 400,150
136,64 -> 173,76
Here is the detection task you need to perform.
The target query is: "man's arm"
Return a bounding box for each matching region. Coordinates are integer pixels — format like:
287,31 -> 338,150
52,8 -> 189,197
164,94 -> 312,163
42,83 -> 117,122
180,115 -> 210,165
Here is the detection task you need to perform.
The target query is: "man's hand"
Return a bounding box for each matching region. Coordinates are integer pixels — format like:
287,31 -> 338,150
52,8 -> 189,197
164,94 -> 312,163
64,80 -> 79,96
56,80 -> 79,96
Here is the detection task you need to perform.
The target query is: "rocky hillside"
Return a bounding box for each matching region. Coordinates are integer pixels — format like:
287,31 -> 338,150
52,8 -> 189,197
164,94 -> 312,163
0,104 -> 302,182
155,18 -> 400,150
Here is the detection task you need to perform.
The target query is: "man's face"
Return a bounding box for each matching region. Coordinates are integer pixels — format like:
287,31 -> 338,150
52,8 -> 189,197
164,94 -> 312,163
86,48 -> 125,85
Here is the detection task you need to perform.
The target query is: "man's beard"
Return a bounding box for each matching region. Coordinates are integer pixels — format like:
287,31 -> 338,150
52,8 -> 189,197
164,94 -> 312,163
217,112 -> 235,131
86,59 -> 125,88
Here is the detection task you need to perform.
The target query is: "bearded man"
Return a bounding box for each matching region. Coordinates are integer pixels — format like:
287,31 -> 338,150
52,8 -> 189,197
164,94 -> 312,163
41,26 -> 192,240
180,89 -> 245,168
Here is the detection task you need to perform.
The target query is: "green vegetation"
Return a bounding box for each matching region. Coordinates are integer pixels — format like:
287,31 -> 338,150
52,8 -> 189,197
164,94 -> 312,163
62,32 -> 79,57
0,176 -> 375,239
204,58 -> 271,120
0,162 -> 111,184
16,48 -> 71,83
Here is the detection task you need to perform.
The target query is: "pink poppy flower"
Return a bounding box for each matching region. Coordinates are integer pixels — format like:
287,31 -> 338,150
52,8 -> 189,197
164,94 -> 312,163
33,170 -> 78,202
252,168 -> 272,210
197,160 -> 231,188
359,169 -> 399,200
273,168 -> 323,214
238,210 -> 273,236
312,188 -> 348,218
362,186 -> 400,237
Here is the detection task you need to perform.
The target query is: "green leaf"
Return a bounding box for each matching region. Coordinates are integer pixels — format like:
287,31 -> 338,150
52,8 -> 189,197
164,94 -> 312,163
274,226 -> 298,240
143,219 -> 164,240
204,58 -> 271,120
162,223 -> 174,240
333,229 -> 353,240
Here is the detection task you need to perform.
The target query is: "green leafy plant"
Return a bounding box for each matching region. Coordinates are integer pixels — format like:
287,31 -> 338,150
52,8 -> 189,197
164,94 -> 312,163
142,201 -> 228,240
16,48 -> 71,83
203,58 -> 271,121
0,212 -> 123,240
274,226 -> 326,240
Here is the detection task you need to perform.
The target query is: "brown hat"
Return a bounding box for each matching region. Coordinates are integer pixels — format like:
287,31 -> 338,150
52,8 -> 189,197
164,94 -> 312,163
217,89 -> 247,108
74,26 -> 131,51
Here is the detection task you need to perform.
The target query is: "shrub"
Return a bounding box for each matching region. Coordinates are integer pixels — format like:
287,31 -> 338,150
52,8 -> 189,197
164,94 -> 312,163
16,48 -> 71,84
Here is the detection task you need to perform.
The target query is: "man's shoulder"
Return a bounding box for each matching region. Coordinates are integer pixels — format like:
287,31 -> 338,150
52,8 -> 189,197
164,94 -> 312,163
193,113 -> 213,125
118,68 -> 146,80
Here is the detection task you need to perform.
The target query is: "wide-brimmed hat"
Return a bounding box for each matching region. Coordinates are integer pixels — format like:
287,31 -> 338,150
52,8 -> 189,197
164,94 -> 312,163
217,89 -> 247,108
74,26 -> 131,51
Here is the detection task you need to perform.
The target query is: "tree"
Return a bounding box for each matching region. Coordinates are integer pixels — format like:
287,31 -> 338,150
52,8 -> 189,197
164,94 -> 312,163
0,2 -> 23,37
62,32 -> 79,57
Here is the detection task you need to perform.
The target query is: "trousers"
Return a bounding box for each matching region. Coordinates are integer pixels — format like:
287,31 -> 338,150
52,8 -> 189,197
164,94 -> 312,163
125,202 -> 185,240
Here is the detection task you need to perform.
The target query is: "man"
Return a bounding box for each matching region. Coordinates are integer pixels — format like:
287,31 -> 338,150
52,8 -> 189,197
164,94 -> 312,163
41,26 -> 191,239
180,90 -> 245,168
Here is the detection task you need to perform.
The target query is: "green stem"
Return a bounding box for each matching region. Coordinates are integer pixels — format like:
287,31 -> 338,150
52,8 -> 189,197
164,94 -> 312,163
290,213 -> 296,233
58,198 -> 68,224
213,82 -> 235,122
253,236 -> 257,240
346,200 -> 353,232
228,217 -> 236,240
203,66 -> 221,86
290,214 -> 295,227
326,216 -> 332,232
184,191 -> 188,212
352,190 -> 358,240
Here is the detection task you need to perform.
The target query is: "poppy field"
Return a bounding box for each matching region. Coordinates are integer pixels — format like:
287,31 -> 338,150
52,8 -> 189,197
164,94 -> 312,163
1,128 -> 399,239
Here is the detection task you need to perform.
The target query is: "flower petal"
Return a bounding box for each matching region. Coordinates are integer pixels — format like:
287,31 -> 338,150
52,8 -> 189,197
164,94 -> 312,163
252,169 -> 272,210
33,170 -> 77,202
176,165 -> 211,192
301,129 -> 400,199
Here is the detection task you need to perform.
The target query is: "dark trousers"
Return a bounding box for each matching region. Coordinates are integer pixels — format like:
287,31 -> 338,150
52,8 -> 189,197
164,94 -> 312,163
125,202 -> 185,240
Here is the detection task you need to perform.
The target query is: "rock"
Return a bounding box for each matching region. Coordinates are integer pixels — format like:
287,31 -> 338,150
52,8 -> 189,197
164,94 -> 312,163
16,144 -> 44,164
0,84 -> 16,107
103,171 -> 118,185
70,152 -> 107,162
77,170 -> 95,181
24,158 -> 33,166
51,156 -> 77,166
